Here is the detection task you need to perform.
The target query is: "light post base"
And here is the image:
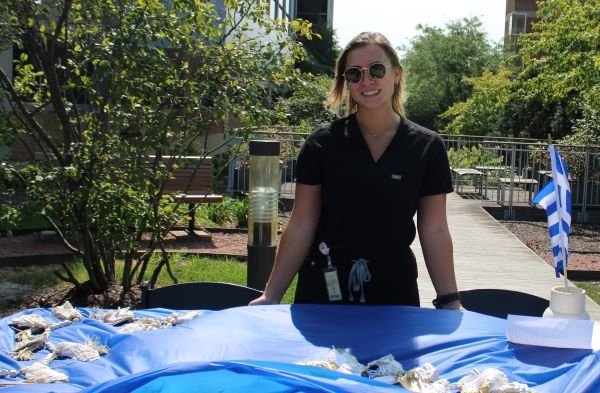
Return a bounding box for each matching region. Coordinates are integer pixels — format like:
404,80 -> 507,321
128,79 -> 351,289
247,245 -> 276,291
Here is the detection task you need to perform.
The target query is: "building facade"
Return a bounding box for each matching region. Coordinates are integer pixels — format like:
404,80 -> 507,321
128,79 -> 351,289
271,0 -> 334,28
504,0 -> 538,51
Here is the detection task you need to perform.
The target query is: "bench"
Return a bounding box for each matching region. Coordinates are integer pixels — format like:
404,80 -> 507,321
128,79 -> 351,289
152,156 -> 224,234
451,168 -> 484,195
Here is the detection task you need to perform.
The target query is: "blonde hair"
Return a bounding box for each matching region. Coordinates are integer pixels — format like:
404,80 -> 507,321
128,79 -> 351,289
328,32 -> 406,117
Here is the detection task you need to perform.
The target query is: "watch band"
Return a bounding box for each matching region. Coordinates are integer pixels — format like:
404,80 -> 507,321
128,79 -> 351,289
432,292 -> 461,309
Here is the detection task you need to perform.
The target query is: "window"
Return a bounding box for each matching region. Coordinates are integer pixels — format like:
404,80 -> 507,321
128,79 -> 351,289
509,13 -> 527,36
296,0 -> 327,25
270,0 -> 293,21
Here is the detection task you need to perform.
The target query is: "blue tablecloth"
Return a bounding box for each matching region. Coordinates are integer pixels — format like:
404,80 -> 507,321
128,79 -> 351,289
1,305 -> 598,392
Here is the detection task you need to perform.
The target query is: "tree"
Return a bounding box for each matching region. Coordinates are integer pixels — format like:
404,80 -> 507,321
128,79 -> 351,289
444,0 -> 600,139
509,0 -> 600,140
441,0 -> 600,139
562,87 -> 600,146
0,0 -> 309,300
296,20 -> 340,76
518,0 -> 599,104
274,74 -> 339,132
440,69 -> 512,135
402,17 -> 501,130
496,82 -> 579,139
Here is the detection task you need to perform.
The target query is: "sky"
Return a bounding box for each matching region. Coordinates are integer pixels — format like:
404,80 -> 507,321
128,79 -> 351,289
333,0 -> 506,51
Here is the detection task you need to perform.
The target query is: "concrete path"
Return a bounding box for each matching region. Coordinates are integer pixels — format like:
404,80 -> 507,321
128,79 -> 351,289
414,192 -> 600,320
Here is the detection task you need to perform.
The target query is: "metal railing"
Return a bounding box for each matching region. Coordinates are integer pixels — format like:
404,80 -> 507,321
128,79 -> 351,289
445,136 -> 600,221
226,128 -> 306,198
224,130 -> 600,222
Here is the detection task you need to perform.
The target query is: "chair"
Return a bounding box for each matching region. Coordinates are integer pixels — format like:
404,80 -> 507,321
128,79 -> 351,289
140,281 -> 263,310
459,289 -> 549,319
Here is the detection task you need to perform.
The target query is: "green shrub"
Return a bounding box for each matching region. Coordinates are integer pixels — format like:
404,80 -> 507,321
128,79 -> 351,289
231,197 -> 249,228
447,145 -> 502,169
447,145 -> 505,186
197,196 -> 249,228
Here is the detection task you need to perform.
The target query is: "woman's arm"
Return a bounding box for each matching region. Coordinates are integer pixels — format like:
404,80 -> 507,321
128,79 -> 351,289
417,193 -> 461,310
249,183 -> 321,305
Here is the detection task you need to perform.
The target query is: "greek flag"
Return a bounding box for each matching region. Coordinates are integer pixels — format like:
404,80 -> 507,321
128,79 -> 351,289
531,145 -> 572,277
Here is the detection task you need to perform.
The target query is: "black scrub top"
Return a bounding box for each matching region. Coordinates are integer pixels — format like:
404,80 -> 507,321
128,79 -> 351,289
293,114 -> 453,306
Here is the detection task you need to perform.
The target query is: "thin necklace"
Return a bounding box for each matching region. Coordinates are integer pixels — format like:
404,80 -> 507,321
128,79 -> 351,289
358,115 -> 400,138
364,129 -> 390,137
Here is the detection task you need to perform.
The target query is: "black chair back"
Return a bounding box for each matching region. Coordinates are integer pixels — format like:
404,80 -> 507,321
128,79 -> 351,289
459,288 -> 549,319
140,281 -> 263,310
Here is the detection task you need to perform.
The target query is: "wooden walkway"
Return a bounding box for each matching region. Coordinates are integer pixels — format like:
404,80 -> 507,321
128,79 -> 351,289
415,192 -> 600,319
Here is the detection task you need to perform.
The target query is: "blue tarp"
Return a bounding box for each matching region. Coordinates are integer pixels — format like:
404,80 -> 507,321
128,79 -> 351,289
1,304 -> 598,392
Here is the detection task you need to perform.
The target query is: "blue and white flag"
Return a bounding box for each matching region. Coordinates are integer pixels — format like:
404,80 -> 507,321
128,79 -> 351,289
531,145 -> 572,277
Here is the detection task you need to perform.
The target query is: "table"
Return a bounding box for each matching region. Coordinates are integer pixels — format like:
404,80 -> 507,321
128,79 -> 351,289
475,166 -> 511,200
1,305 -> 599,392
537,170 -> 573,182
451,168 -> 483,195
475,166 -> 511,171
497,176 -> 539,206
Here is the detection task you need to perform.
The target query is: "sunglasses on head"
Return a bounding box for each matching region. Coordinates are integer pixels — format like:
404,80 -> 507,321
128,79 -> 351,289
343,63 -> 392,85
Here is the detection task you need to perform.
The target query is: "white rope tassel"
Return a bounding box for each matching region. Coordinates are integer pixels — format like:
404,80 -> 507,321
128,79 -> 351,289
348,258 -> 371,303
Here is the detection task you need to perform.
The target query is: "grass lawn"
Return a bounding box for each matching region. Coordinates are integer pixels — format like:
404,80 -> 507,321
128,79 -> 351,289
5,254 -> 600,309
3,254 -> 297,305
573,281 -> 600,305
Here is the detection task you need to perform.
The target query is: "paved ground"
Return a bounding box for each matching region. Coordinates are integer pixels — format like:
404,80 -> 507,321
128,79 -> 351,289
414,192 -> 600,319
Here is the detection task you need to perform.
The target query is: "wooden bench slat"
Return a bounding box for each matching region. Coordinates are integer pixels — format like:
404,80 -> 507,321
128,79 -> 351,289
165,181 -> 212,188
150,156 -> 224,234
174,194 -> 224,204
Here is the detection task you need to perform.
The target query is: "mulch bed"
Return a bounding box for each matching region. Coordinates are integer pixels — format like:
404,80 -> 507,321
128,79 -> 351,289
0,230 -> 250,267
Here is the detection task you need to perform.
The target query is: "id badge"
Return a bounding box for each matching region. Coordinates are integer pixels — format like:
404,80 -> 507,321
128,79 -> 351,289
323,266 -> 342,301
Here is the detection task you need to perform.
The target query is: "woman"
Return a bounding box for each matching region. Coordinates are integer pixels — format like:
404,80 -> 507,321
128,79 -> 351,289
250,32 -> 461,310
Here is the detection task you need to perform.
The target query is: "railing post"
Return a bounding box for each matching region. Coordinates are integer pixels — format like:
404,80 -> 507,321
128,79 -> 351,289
506,144 -> 517,220
580,147 -> 590,223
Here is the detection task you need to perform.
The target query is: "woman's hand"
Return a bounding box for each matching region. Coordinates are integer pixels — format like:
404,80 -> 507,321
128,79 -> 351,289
248,293 -> 280,306
440,300 -> 464,311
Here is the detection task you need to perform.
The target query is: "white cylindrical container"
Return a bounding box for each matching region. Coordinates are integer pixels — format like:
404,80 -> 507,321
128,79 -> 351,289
248,186 -> 278,246
247,140 -> 280,291
543,286 -> 590,320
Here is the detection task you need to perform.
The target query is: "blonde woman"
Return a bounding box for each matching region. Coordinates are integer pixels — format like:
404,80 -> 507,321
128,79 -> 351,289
250,32 -> 461,310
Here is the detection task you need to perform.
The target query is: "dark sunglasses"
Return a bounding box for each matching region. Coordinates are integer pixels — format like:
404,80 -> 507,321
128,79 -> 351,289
343,63 -> 392,84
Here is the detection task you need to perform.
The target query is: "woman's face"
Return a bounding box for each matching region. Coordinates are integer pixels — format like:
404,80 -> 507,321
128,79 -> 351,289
344,44 -> 399,113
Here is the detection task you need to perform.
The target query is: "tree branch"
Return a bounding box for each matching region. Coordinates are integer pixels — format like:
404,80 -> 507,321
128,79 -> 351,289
54,262 -> 81,287
0,67 -> 64,161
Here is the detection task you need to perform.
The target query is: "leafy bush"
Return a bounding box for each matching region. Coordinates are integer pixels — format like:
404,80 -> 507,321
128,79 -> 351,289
275,74 -> 339,133
561,87 -> 600,146
440,69 -> 512,136
231,197 -> 249,228
0,162 -> 19,235
447,145 -> 503,169
0,0 -> 310,296
197,196 -> 249,228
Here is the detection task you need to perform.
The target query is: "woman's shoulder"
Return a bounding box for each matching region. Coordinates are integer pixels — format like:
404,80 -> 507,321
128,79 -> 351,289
311,116 -> 348,136
400,118 -> 447,151
306,116 -> 349,143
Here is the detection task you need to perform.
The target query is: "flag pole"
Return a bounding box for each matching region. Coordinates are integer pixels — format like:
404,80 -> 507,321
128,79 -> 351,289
547,136 -> 569,287
549,143 -> 569,288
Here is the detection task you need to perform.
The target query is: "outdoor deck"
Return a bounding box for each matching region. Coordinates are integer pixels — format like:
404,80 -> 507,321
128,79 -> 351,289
415,192 -> 600,319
